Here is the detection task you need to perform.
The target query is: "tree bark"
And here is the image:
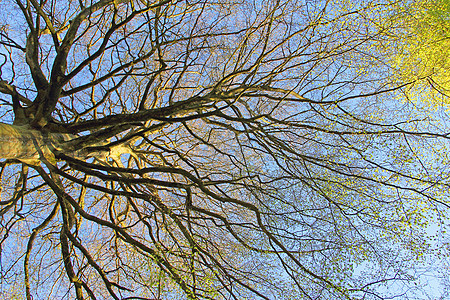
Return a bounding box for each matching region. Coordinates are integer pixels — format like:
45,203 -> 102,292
0,122 -> 130,165
0,122 -> 58,163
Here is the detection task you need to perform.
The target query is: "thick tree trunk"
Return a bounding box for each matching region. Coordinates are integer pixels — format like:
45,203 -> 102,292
0,122 -> 61,164
0,122 -> 129,165
0,122 -> 100,165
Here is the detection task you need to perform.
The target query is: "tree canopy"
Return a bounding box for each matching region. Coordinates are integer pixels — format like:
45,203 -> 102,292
0,0 -> 449,299
387,0 -> 450,107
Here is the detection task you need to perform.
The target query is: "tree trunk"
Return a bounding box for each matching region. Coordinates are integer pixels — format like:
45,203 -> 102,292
0,122 -> 60,164
0,122 -> 129,165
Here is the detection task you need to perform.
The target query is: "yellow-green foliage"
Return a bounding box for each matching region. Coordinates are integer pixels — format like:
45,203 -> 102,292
391,0 -> 450,107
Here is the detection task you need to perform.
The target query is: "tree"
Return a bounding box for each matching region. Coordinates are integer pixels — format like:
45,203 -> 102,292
386,0 -> 450,107
0,0 -> 449,299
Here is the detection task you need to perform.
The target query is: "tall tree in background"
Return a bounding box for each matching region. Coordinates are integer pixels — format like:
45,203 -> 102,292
0,0 -> 449,299
387,0 -> 450,107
